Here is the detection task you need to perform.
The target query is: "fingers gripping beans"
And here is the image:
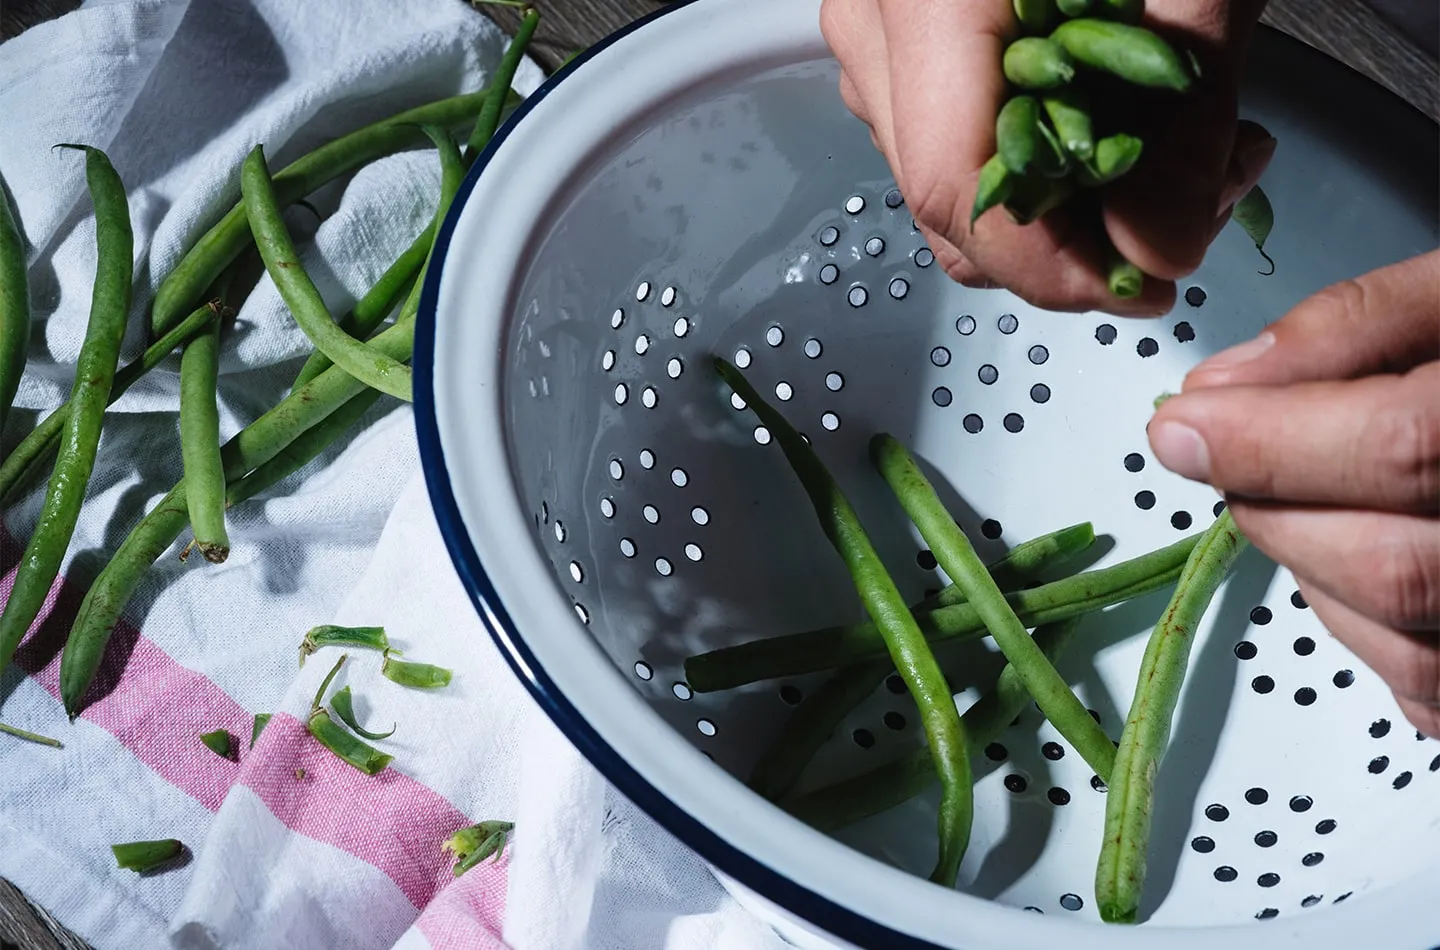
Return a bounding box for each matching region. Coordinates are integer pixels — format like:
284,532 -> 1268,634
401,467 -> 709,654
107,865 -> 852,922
1012,0 -> 1056,34
1003,38 -> 1076,90
1041,87 -> 1095,161
0,146 -> 132,682
997,96 -> 1068,178
971,155 -> 1017,226
1076,133 -> 1145,186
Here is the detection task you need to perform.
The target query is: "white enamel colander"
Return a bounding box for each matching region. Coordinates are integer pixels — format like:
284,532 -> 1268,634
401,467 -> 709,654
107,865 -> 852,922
414,1 -> 1440,947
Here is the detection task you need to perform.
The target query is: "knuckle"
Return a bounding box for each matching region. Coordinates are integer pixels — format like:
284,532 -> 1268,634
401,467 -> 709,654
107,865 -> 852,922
1369,399 -> 1440,507
1372,530 -> 1440,631
1389,634 -> 1440,708
904,169 -> 966,256
1401,696 -> 1440,740
1288,276 -> 1367,338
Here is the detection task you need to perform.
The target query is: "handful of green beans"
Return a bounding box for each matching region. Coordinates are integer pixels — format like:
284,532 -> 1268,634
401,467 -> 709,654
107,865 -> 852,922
980,0 -> 1199,296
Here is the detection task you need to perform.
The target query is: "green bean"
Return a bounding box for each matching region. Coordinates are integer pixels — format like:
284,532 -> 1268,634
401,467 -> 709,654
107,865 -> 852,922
1056,0 -> 1093,16
1012,0 -> 1056,34
684,531 -> 1200,691
465,7 -> 540,159
444,820 -> 514,877
1003,38 -> 1075,89
0,299 -> 218,505
1231,184 -> 1275,275
331,685 -> 396,740
871,434 -> 1115,779
1041,87 -> 1095,161
111,839 -> 184,872
0,722 -> 63,748
1004,174 -> 1074,225
299,624 -> 390,665
747,523 -> 1094,802
1076,133 -> 1144,186
1049,19 -> 1193,92
179,310 -> 229,562
0,182 -> 29,438
381,653 -> 453,689
0,146 -> 132,682
1097,511 -> 1247,924
1096,0 -> 1144,23
148,84 -> 517,339
243,147 -> 416,401
970,154 -> 1016,227
199,728 -> 233,759
1106,238 -> 1145,298
59,315 -> 417,715
996,95 -> 1066,178
714,358 -> 972,886
785,619 -> 1080,832
250,713 -> 271,749
290,233 -> 425,390
308,709 -> 394,775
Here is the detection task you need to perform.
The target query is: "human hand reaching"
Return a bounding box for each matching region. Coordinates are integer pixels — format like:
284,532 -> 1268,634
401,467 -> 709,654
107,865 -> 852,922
820,0 -> 1275,314
1149,250 -> 1440,736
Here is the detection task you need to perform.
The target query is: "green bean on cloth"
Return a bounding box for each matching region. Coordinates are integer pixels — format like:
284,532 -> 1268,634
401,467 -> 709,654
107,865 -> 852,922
0,179 -> 30,439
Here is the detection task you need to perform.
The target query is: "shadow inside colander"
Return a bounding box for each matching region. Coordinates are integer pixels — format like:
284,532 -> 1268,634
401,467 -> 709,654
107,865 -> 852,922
1137,545 -> 1278,919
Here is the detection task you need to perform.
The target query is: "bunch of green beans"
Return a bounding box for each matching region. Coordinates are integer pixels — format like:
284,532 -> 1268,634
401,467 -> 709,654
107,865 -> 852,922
980,0 -> 1198,296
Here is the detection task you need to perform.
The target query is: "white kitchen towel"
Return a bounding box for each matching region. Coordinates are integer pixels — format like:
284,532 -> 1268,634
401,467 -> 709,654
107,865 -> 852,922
0,1 -> 793,947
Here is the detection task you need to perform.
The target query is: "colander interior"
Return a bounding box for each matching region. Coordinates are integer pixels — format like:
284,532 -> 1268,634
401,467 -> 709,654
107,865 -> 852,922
420,3 -> 1440,947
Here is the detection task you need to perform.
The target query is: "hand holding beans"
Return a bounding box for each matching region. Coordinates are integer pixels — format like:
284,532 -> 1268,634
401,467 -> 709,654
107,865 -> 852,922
1149,249 -> 1440,737
819,0 -> 1274,313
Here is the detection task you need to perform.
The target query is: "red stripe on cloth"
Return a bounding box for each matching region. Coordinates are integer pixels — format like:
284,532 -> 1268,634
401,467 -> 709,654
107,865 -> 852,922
2,531 -> 494,912
414,853 -> 511,950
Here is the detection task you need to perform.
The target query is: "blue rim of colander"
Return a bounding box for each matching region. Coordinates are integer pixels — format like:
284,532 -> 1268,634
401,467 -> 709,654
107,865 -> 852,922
414,8 -> 1438,949
412,4 -> 947,948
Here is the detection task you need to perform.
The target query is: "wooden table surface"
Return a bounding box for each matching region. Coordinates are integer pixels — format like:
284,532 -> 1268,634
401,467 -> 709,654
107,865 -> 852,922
0,1 -> 1435,947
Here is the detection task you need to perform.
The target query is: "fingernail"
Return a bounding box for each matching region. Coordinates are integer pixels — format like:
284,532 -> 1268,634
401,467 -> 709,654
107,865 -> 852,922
1150,421 -> 1211,482
1192,332 -> 1274,375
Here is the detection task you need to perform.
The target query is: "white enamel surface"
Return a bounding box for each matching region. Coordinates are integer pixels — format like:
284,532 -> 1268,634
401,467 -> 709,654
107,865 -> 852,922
424,0 -> 1440,947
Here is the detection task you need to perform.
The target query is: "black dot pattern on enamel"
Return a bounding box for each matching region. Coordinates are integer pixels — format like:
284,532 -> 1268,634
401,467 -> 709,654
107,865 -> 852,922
1252,675 -> 1275,694
1030,383 -> 1051,403
1294,687 -> 1317,706
1171,510 -> 1192,529
956,315 -> 976,335
1235,641 -> 1257,660
779,684 -> 802,705
1003,413 -> 1025,432
1316,819 -> 1337,834
1091,774 -> 1108,792
1370,718 -> 1391,738
1042,742 -> 1065,760
1028,345 -> 1049,365
1060,894 -> 1083,911
1245,787 -> 1269,805
1095,323 -> 1117,345
886,673 -> 905,694
1255,830 -> 1278,847
963,413 -> 983,434
1213,500 -> 1227,517
1135,490 -> 1156,510
1301,895 -> 1322,908
1251,606 -> 1273,625
1124,452 -> 1145,472
1431,754 -> 1440,772
1293,637 -> 1315,656
978,363 -> 999,385
1369,755 -> 1389,774
1333,669 -> 1355,688
1174,321 -> 1196,342
1393,771 -> 1412,789
981,519 -> 1003,540
998,314 -> 1018,334
1302,851 -> 1324,866
985,742 -> 1008,761
1334,892 -> 1352,903
1192,836 -> 1215,853
1004,773 -> 1028,793
1214,866 -> 1238,882
852,728 -> 875,749
1258,873 -> 1280,888
1289,795 -> 1313,812
1047,787 -> 1071,806
884,711 -> 906,731
917,549 -> 937,570
1291,590 -> 1309,609
1185,286 -> 1207,307
1206,803 -> 1230,821
1137,337 -> 1159,357
1257,908 -> 1279,919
